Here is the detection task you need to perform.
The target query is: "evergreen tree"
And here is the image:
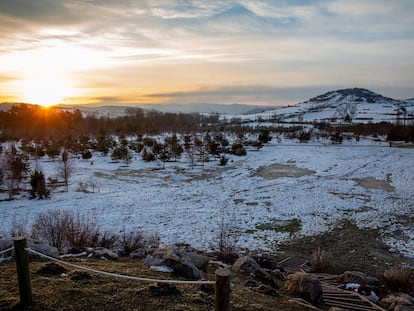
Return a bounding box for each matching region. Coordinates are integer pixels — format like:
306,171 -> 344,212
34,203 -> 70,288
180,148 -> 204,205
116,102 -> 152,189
30,169 -> 50,199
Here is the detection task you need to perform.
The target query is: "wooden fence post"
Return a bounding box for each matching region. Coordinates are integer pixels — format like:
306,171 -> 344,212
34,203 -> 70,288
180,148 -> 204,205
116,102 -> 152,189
14,237 -> 33,309
215,268 -> 231,311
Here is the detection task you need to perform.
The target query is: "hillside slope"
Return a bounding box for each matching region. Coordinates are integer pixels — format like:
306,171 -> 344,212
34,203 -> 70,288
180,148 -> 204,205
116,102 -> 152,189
248,88 -> 414,123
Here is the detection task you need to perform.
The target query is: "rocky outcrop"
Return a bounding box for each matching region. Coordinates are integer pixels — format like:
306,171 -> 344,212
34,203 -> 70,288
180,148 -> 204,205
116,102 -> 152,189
144,246 -> 208,280
232,256 -> 278,288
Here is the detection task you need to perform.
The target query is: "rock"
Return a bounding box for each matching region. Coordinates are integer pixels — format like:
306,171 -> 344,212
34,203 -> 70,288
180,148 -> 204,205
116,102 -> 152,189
129,244 -> 158,260
0,238 -> 59,261
382,293 -> 414,311
187,252 -> 209,272
144,246 -> 204,280
232,256 -> 278,288
271,268 -> 286,281
27,239 -> 60,260
251,251 -> 281,270
91,247 -> 118,260
0,238 -> 13,251
129,248 -> 147,260
285,272 -> 323,305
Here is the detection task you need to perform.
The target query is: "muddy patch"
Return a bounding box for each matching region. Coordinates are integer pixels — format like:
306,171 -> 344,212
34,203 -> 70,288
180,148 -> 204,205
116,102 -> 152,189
276,220 -> 414,275
253,164 -> 315,179
248,219 -> 302,235
354,178 -> 395,192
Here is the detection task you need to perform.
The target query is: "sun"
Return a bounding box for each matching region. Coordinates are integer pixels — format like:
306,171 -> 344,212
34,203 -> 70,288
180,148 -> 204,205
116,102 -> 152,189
16,76 -> 69,107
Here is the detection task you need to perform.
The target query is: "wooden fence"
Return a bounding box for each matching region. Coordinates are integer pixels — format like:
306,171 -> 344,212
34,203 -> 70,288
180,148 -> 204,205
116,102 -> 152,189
10,237 -> 231,311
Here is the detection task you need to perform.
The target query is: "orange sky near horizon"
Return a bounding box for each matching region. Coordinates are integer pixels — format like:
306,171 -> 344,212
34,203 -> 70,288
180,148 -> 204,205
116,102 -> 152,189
0,1 -> 413,107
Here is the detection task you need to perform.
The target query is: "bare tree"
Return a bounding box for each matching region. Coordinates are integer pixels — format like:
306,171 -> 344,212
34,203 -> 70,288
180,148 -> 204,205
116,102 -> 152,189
336,103 -> 357,122
58,150 -> 74,192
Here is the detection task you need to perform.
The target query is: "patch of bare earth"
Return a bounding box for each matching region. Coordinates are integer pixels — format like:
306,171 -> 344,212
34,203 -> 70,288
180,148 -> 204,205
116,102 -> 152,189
354,178 -> 395,192
276,220 -> 414,276
253,164 -> 316,179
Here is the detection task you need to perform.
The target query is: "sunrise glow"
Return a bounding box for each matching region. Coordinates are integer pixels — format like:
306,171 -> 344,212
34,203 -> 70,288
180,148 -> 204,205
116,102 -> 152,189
0,1 -> 413,106
13,75 -> 70,107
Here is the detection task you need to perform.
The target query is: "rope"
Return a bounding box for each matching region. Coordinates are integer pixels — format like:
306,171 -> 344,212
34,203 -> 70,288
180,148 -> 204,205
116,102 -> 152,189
25,248 -> 215,285
0,247 -> 14,256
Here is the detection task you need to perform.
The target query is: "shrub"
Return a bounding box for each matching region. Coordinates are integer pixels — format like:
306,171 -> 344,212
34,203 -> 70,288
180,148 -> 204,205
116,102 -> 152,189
117,230 -> 160,256
31,210 -> 99,253
215,210 -> 240,264
310,247 -> 332,272
9,215 -> 30,238
142,149 -> 155,162
229,143 -> 246,156
219,155 -> 228,166
30,169 -> 50,199
383,265 -> 414,294
31,210 -> 69,250
81,150 -> 93,160
95,230 -> 119,249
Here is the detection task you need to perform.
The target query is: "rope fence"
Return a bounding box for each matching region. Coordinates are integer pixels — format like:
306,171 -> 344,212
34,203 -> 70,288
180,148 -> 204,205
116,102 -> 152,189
0,247 -> 14,256
25,247 -> 215,285
7,238 -> 231,311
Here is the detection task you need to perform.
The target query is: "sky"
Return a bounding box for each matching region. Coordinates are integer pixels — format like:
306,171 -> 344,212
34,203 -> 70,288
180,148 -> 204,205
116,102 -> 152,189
0,0 -> 413,107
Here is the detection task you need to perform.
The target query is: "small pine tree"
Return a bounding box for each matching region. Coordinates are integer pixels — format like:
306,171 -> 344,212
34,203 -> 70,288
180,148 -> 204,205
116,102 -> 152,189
219,155 -> 228,166
30,169 -> 50,199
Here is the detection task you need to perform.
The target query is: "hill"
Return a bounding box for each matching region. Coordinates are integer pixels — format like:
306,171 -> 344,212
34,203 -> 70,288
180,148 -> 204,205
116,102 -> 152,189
247,88 -> 414,124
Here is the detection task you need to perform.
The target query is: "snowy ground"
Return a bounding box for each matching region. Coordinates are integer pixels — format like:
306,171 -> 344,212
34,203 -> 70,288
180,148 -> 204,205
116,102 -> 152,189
1,140 -> 413,258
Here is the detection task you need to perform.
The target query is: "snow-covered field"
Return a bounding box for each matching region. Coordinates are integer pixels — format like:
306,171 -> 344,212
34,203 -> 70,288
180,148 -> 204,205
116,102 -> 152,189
1,140 -> 413,258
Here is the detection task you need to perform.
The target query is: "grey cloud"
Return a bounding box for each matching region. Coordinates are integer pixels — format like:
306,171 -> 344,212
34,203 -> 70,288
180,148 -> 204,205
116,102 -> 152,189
146,85 -> 345,105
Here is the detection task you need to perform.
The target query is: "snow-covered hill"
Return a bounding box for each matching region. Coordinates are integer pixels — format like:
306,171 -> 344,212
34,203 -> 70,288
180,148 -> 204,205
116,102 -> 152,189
245,88 -> 414,124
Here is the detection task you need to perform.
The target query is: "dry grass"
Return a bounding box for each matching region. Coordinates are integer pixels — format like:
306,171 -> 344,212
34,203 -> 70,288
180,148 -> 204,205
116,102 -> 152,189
309,247 -> 332,273
0,258 -> 308,311
382,265 -> 414,294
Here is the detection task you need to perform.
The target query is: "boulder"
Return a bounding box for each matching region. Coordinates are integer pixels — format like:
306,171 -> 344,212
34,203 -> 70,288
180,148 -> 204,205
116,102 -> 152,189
0,238 -> 59,261
187,252 -> 209,272
144,246 -> 205,280
27,239 -> 60,260
382,293 -> 414,311
129,244 -> 158,260
0,238 -> 13,251
91,247 -> 118,260
285,272 -> 323,304
232,256 -> 278,288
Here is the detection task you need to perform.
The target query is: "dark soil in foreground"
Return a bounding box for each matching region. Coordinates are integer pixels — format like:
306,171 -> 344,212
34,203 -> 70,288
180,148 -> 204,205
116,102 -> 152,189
1,221 -> 412,310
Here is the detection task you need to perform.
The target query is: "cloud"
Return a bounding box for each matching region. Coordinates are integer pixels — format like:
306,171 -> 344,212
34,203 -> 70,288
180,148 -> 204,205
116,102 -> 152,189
145,85 -> 345,105
0,0 -> 413,105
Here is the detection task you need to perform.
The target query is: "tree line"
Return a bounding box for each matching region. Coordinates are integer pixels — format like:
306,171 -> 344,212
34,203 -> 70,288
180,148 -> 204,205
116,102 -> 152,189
0,104 -> 220,141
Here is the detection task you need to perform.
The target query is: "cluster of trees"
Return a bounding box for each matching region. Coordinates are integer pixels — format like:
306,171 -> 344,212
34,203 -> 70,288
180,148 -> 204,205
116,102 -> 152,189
0,104 -> 220,141
0,127 -> 274,200
1,103 -> 412,201
0,144 -> 73,200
